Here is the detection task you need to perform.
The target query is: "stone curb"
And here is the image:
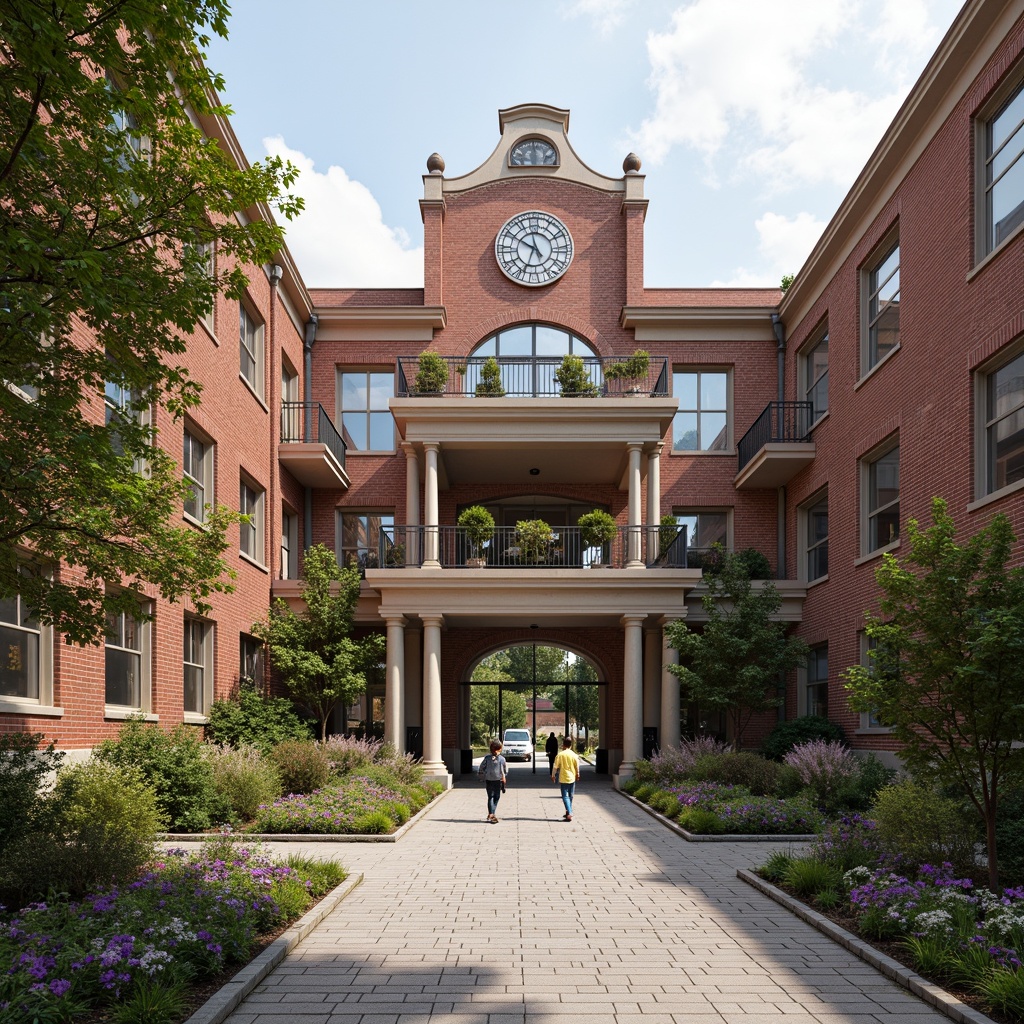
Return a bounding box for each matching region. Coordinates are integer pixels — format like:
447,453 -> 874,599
618,788 -> 816,843
183,872 -> 364,1024
161,784 -> 451,844
737,869 -> 998,1024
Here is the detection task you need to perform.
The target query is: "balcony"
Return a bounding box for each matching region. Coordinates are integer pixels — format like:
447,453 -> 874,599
735,401 -> 815,490
278,402 -> 349,488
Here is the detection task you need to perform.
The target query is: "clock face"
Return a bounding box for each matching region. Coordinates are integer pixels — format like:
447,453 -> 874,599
495,211 -> 574,287
509,138 -> 558,166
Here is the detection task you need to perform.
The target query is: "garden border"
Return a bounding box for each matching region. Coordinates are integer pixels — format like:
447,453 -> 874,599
737,869 -> 999,1024
619,788 -> 816,842
183,872 -> 363,1024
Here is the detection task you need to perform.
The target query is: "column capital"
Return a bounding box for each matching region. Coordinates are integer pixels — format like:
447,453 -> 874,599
401,441 -> 418,459
658,613 -> 684,628
620,612 -> 646,627
647,440 -> 664,456
423,440 -> 441,453
420,613 -> 445,629
625,441 -> 644,454
382,613 -> 408,627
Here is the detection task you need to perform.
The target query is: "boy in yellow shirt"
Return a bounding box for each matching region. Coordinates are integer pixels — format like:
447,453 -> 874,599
551,736 -> 580,821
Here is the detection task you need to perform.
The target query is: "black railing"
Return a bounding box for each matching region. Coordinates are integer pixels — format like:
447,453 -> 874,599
280,401 -> 347,469
737,401 -> 814,472
394,355 -> 671,398
375,524 -> 689,569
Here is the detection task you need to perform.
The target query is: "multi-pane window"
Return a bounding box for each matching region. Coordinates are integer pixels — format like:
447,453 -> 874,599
281,510 -> 297,579
183,428 -> 212,523
672,510 -> 727,569
865,443 -> 900,554
0,592 -> 40,700
672,370 -> 729,451
806,645 -> 828,718
865,239 -> 900,371
106,74 -> 145,168
803,328 -> 829,421
860,633 -> 890,730
105,608 -> 142,707
239,479 -> 265,563
338,511 -> 395,570
199,242 -> 215,333
103,376 -> 133,456
983,349 -> 1024,495
805,495 -> 828,582
239,303 -> 264,398
183,618 -> 209,715
240,634 -> 264,690
338,371 -> 394,451
984,80 -> 1024,253
469,324 -> 597,396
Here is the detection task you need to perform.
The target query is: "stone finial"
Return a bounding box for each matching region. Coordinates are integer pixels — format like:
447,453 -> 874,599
623,152 -> 642,173
426,152 -> 445,174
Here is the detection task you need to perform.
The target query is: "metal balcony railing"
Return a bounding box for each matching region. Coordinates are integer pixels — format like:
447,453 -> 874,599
395,355 -> 670,398
280,402 -> 347,469
736,401 -> 814,472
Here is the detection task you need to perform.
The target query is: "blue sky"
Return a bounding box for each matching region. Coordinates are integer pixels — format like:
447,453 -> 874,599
205,0 -> 962,290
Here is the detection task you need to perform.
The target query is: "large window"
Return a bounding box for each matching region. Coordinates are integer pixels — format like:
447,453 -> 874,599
0,591 -> 40,701
805,645 -> 828,718
183,427 -> 212,524
239,478 -> 265,564
672,370 -> 729,451
469,324 -> 596,396
801,325 -> 829,421
863,237 -> 900,373
240,634 -> 264,690
281,509 -> 298,580
983,79 -> 1024,254
803,493 -> 828,582
239,302 -> 264,399
863,442 -> 900,555
859,632 -> 891,731
105,607 -> 144,708
672,510 -> 728,569
184,617 -> 211,716
338,511 -> 395,570
981,348 -> 1024,495
338,371 -> 394,452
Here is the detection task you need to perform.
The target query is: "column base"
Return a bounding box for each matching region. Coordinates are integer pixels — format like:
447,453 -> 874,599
613,761 -> 637,789
421,761 -> 452,788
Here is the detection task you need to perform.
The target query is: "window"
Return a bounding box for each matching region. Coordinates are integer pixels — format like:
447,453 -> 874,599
672,510 -> 728,569
863,237 -> 900,373
105,607 -> 144,708
198,242 -> 215,333
106,73 -> 146,168
801,325 -> 829,421
981,347 -> 1024,495
982,79 -> 1024,254
863,441 -> 899,555
338,371 -> 394,451
183,428 -> 212,524
239,478 -> 265,563
805,645 -> 828,718
338,511 -> 395,570
0,591 -> 40,700
240,634 -> 264,689
239,302 -> 264,398
672,370 -> 729,451
802,493 -> 828,582
184,617 -> 211,716
103,360 -> 146,463
859,633 -> 891,731
469,324 -> 596,396
281,509 -> 298,579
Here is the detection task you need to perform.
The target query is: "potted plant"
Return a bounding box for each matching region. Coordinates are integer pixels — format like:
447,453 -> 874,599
458,505 -> 495,567
603,349 -> 650,395
474,356 -> 505,397
413,350 -> 449,395
514,518 -> 553,564
384,542 -> 406,568
577,509 -> 617,566
554,354 -> 599,398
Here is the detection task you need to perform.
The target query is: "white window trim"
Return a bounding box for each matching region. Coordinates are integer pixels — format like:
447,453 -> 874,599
975,71 -> 1024,265
239,476 -> 266,567
797,643 -> 828,718
859,227 -> 900,379
0,581 -> 57,715
670,507 -> 733,553
797,488 -> 828,585
239,300 -> 265,401
798,321 -> 829,425
104,606 -> 153,718
281,507 -> 299,580
336,367 -> 397,454
855,631 -> 893,734
670,367 -> 733,455
973,335 -> 1024,502
183,425 -> 214,527
183,616 -> 214,722
860,435 -> 900,558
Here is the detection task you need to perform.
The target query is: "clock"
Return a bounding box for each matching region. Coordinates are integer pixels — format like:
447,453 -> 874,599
509,138 -> 558,166
494,210 -> 574,287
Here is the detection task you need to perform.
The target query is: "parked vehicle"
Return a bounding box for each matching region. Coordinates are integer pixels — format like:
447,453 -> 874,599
502,729 -> 532,762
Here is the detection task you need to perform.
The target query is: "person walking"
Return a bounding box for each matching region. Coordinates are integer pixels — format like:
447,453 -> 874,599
478,739 -> 508,823
545,731 -> 558,774
551,736 -> 580,821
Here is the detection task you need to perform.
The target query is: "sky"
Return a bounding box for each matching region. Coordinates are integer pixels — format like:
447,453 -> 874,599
204,0 -> 964,290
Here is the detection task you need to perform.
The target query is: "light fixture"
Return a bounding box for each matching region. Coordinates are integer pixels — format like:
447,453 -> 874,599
529,467 -> 540,475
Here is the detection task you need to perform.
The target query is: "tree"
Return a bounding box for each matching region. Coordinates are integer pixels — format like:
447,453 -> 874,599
251,545 -> 385,741
844,498 -> 1024,888
666,551 -> 809,749
547,660 -> 600,745
0,2 -> 302,643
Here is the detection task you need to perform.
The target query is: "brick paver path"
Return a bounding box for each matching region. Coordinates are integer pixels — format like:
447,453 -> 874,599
222,763 -> 949,1024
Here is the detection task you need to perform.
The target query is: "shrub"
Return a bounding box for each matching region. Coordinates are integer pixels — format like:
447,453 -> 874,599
354,809 -> 396,834
631,759 -> 655,784
205,688 -> 312,752
690,751 -> 782,795
649,735 -> 728,783
206,743 -> 281,820
284,853 -> 347,897
0,732 -> 63,855
413,350 -> 449,394
648,792 -> 680,818
713,793 -> 822,835
554,353 -> 599,397
811,813 -> 882,871
95,719 -> 225,832
782,857 -> 844,898
871,779 -> 978,873
835,754 -> 897,811
996,795 -> 1024,887
677,807 -> 723,834
270,739 -> 331,795
760,849 -> 794,883
784,740 -> 860,811
632,783 -> 656,803
760,716 -> 846,761
321,734 -> 382,776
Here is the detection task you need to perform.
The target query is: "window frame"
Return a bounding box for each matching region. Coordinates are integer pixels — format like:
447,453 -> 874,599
336,368 -> 396,453
240,633 -> 265,691
671,367 -> 732,454
104,603 -> 152,717
239,475 -> 266,566
801,643 -> 828,718
281,507 -> 298,580
799,321 -> 829,424
860,229 -> 901,377
860,437 -> 900,558
0,580 -> 55,713
239,300 -> 265,400
183,425 -> 214,526
183,616 -> 214,721
670,508 -> 731,569
198,241 -> 216,335
336,509 -> 396,571
975,338 -> 1024,501
798,489 -> 829,584
976,72 -> 1024,262
857,631 -> 893,733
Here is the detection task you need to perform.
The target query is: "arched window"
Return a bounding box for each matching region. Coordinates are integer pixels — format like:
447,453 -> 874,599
468,324 -> 597,397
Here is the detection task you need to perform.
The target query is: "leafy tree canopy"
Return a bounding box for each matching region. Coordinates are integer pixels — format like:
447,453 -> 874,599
0,1 -> 302,643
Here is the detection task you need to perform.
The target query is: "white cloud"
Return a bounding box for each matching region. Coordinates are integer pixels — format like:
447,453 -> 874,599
563,0 -> 636,36
263,137 -> 423,288
712,210 -> 827,286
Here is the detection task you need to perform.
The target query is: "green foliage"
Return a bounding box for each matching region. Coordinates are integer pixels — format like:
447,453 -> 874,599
631,759 -> 655,784
977,967 -> 1024,1019
270,740 -> 331,795
0,1 -> 301,645
603,349 -> 650,382
844,497 -> 1024,888
470,683 -> 527,739
995,793 -> 1024,886
555,353 -> 599,397
514,519 -> 554,562
577,509 -> 618,548
871,779 -> 978,874
205,743 -> 281,820
760,715 -> 846,761
413,350 -> 449,394
677,807 -> 723,834
284,853 -> 347,897
252,544 -> 386,741
699,544 -> 773,579
814,888 -> 843,910
781,857 -> 844,898
458,505 -> 496,553
648,791 -> 681,818
836,754 -> 897,811
205,687 -> 313,752
111,978 -> 190,1024
667,552 -> 808,748
95,719 -> 224,832
353,809 -> 396,834
0,732 -> 63,856
689,751 -> 782,795
632,783 -> 656,803
474,356 -> 506,397
780,273 -> 795,292
760,849 -> 794,883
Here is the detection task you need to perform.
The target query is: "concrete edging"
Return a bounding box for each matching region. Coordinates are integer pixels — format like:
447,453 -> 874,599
737,869 -> 998,1024
618,788 -> 815,843
183,872 -> 364,1024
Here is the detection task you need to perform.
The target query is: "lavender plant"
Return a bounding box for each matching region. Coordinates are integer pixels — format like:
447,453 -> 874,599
784,740 -> 859,811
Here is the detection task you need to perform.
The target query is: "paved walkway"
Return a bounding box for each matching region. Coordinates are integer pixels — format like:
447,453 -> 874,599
222,763 -> 949,1024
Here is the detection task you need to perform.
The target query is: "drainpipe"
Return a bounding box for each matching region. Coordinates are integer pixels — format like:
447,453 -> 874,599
302,313 -> 319,554
771,313 -> 787,580
268,264 -> 283,582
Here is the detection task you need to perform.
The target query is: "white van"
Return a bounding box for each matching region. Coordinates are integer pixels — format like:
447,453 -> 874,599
502,728 -> 532,762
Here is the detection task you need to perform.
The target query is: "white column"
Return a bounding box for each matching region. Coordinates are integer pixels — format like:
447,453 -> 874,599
423,442 -> 441,567
626,442 -> 643,567
421,613 -> 447,776
383,614 -> 406,749
660,617 -> 681,751
403,443 -> 420,565
643,627 -> 660,735
618,613 -> 645,779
